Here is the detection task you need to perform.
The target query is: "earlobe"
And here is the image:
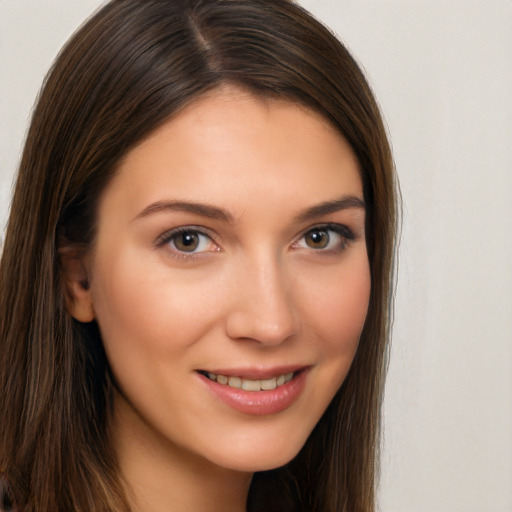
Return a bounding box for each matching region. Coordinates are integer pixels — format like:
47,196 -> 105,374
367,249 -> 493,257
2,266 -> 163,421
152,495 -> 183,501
58,246 -> 95,323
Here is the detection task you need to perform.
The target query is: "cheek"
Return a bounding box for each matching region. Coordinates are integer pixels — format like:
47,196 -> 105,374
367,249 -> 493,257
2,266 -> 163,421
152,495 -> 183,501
90,249 -> 220,357
91,253 -> 182,346
303,257 -> 371,353
300,256 -> 371,398
89,252 -> 225,428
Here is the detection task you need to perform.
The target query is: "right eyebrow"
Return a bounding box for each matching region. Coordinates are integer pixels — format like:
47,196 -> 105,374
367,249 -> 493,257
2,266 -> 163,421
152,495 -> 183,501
133,200 -> 235,223
293,196 -> 366,224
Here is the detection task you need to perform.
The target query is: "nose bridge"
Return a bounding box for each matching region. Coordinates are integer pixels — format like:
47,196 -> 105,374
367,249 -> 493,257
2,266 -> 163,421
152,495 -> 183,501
225,248 -> 298,345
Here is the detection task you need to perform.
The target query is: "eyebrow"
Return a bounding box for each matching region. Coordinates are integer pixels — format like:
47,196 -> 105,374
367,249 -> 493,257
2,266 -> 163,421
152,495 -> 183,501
293,196 -> 366,223
134,200 -> 234,222
134,196 -> 365,223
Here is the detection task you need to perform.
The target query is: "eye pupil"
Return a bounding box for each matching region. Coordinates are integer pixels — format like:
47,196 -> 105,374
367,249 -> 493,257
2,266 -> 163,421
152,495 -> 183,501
306,229 -> 329,249
174,232 -> 199,252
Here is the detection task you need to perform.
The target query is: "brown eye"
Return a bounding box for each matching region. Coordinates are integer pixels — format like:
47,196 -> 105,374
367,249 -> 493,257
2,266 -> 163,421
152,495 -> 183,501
168,230 -> 215,253
295,224 -> 353,253
304,229 -> 331,249
157,227 -> 219,257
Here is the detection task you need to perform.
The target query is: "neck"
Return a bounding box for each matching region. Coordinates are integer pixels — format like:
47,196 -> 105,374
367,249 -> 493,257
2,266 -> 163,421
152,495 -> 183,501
111,392 -> 252,512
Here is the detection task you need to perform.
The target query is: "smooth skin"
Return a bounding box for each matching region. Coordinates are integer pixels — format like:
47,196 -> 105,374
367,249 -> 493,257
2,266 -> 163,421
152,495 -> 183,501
64,86 -> 371,512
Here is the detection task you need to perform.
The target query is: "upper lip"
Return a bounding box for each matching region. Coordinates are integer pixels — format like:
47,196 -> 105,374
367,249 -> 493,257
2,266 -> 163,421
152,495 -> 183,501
197,365 -> 309,380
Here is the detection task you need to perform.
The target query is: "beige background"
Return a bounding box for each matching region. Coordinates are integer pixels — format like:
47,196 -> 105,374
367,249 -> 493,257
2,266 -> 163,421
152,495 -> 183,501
1,1 -> 511,511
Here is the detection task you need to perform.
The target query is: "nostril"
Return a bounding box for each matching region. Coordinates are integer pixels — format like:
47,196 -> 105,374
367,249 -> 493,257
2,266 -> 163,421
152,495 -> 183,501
225,310 -> 298,346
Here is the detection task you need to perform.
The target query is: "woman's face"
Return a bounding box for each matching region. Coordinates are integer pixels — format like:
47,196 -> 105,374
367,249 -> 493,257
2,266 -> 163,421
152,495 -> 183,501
76,87 -> 370,472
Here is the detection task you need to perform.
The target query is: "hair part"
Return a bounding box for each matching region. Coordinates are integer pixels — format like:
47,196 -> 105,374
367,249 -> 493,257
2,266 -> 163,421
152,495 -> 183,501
0,1 -> 397,510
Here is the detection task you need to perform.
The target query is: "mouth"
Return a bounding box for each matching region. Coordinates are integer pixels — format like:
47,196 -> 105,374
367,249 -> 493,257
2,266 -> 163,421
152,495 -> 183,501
196,367 -> 309,416
198,370 -> 296,391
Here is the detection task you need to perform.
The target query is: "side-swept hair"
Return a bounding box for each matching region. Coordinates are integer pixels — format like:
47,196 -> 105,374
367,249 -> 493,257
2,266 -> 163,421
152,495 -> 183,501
0,1 -> 397,510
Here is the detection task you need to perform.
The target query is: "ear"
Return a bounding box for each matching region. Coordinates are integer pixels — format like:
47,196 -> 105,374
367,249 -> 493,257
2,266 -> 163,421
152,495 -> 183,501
58,246 -> 95,323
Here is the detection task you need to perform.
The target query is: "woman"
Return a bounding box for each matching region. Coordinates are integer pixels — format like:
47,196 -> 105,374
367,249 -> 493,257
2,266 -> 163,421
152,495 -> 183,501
0,0 -> 397,511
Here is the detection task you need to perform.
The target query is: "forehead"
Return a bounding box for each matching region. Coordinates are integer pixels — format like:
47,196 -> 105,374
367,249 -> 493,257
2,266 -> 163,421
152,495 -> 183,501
100,87 -> 363,221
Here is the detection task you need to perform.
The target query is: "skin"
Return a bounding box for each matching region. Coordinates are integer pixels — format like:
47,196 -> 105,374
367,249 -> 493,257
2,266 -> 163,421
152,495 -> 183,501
65,86 -> 371,512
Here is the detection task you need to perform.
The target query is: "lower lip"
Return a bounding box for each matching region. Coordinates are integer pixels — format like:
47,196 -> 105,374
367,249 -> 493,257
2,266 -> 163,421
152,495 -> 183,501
198,370 -> 308,416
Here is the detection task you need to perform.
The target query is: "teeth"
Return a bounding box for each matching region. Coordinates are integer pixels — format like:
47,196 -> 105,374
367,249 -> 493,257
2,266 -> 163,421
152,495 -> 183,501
228,376 -> 242,389
217,375 -> 228,385
242,379 -> 261,391
206,372 -> 295,391
260,377 -> 277,390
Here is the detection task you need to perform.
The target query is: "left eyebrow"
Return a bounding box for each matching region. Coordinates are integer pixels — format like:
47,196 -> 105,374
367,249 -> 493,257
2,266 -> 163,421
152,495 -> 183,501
294,196 -> 366,224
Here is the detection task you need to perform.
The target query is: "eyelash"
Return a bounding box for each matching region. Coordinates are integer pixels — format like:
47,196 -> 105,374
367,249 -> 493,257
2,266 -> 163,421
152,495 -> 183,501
154,223 -> 355,259
293,223 -> 356,253
154,226 -> 219,259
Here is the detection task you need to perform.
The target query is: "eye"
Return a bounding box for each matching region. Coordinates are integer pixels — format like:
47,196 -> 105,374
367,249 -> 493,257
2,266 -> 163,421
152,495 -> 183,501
157,227 -> 218,254
303,229 -> 332,249
295,224 -> 354,252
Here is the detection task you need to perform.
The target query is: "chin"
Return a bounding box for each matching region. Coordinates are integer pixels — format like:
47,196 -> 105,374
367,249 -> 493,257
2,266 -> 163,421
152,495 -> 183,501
204,430 -> 309,473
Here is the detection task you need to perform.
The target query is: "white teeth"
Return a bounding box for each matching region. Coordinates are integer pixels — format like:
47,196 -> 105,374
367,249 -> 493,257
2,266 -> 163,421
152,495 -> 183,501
242,379 -> 261,391
228,376 -> 242,389
205,371 -> 295,391
260,377 -> 277,390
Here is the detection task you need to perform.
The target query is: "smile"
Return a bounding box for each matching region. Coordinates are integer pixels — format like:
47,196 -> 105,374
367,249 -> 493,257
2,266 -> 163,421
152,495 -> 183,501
198,367 -> 309,416
204,371 -> 294,391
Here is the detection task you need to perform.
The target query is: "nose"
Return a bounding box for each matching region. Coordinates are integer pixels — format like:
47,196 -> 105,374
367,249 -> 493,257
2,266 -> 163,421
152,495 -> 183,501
225,254 -> 299,346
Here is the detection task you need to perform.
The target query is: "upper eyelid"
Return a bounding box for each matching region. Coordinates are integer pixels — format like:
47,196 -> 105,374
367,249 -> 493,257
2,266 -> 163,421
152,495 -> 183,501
296,222 -> 355,240
154,225 -> 217,247
292,224 -> 356,253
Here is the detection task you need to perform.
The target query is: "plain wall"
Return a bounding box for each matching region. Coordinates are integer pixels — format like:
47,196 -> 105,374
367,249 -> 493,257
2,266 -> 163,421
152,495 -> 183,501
1,1 -> 511,511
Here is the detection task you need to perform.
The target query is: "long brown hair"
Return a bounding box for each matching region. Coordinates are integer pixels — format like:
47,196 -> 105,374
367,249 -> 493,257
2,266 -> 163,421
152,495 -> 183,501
0,1 -> 397,510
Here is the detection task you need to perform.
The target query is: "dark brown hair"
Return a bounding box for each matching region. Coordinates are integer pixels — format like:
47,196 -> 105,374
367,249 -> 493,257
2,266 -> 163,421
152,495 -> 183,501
0,0 -> 397,510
